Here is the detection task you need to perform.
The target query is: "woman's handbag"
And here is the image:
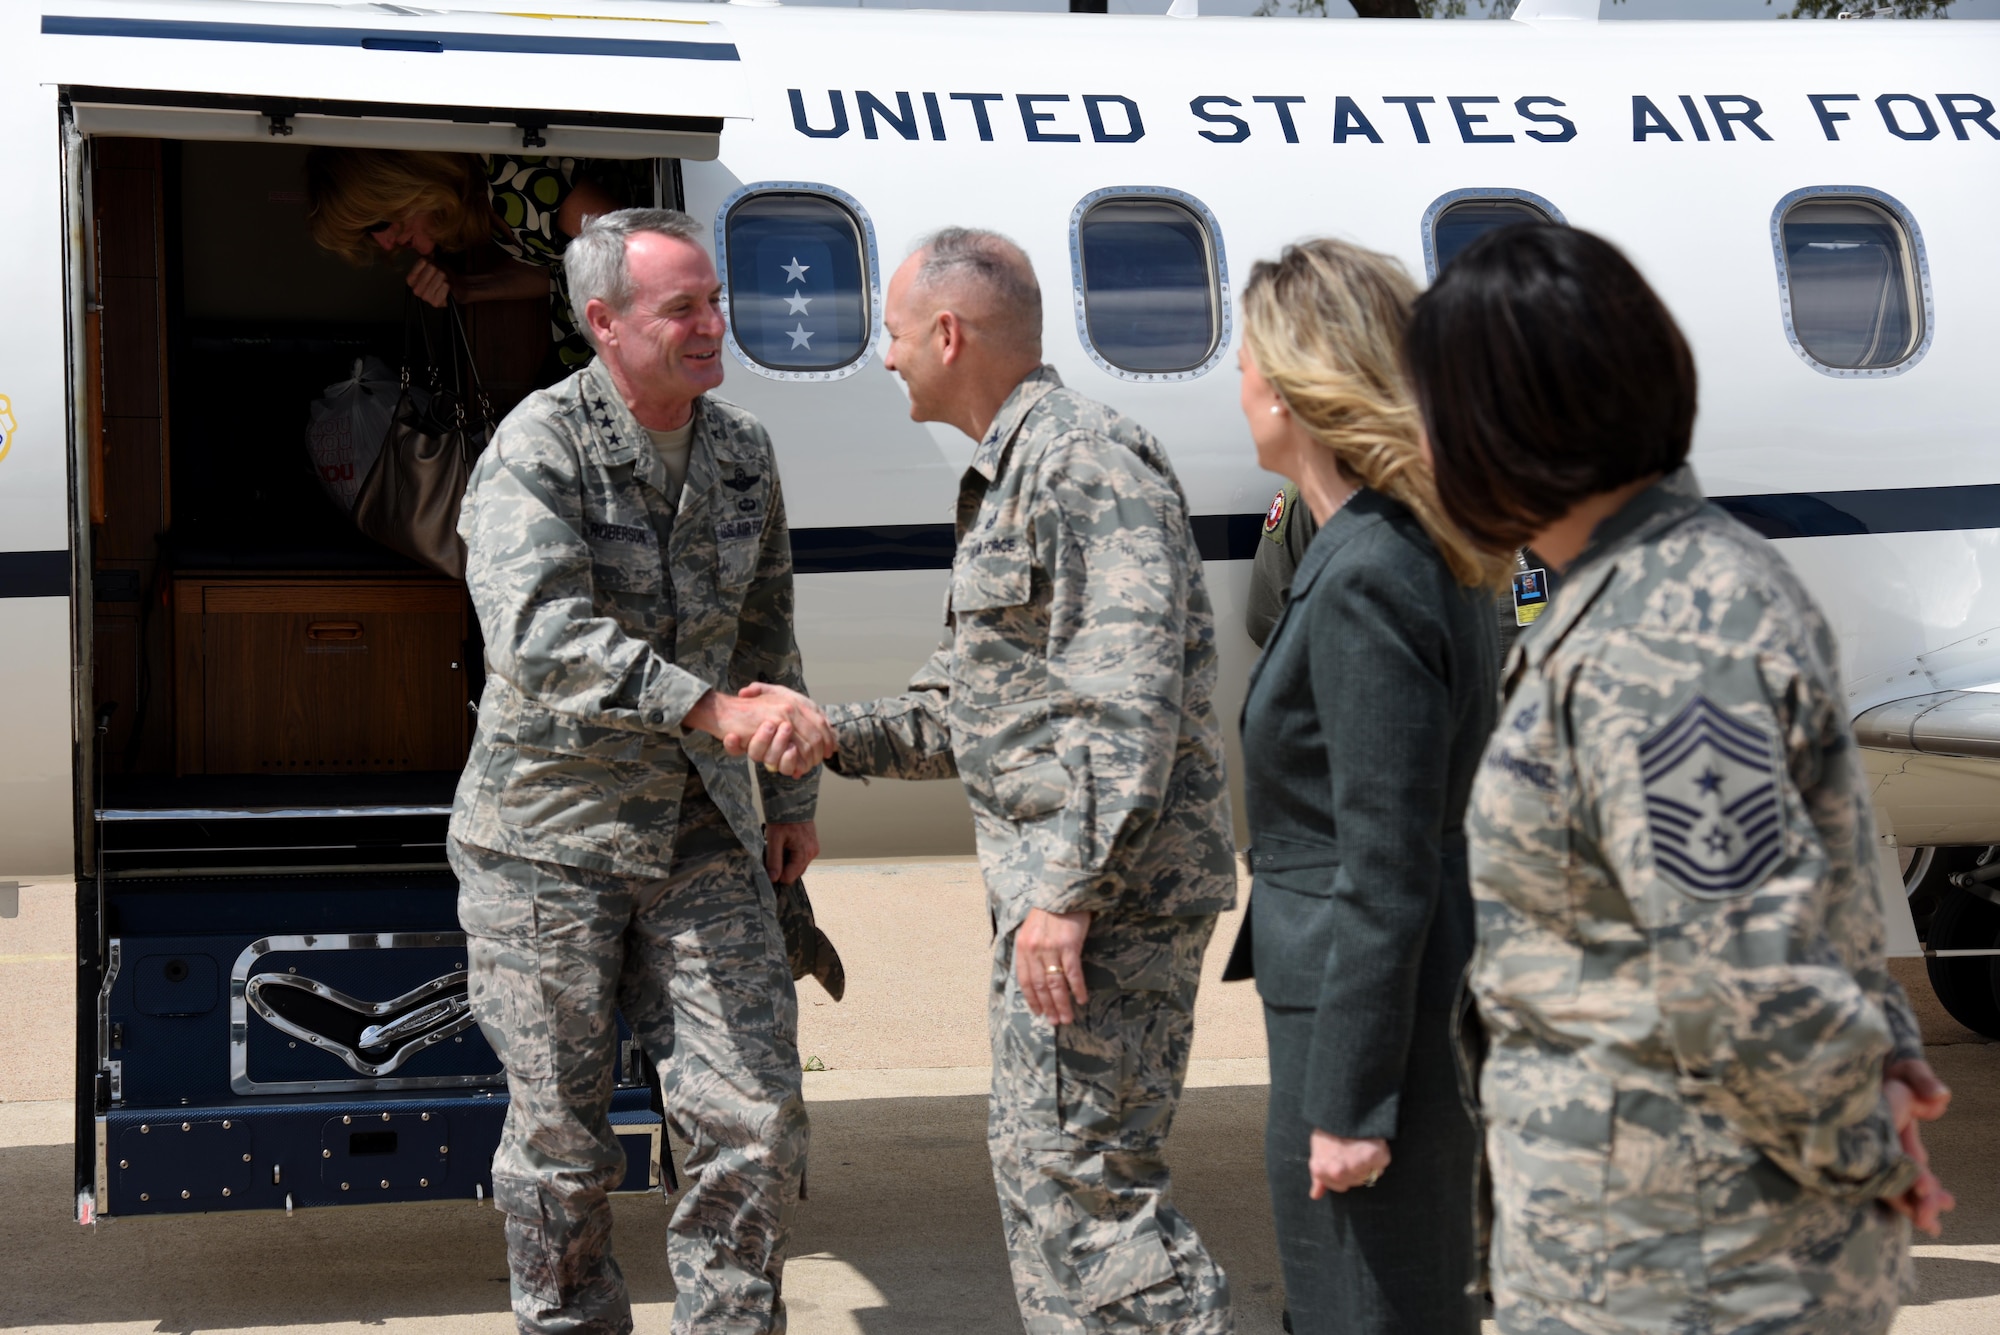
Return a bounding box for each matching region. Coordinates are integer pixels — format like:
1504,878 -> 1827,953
353,301 -> 493,579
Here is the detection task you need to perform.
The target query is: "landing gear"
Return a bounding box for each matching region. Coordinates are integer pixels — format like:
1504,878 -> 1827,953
1911,846 -> 2000,1041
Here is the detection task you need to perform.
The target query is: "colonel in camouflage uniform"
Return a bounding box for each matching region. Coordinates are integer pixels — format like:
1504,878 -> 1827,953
449,210 -> 827,1335
806,230 -> 1239,1334
1407,225 -> 1953,1335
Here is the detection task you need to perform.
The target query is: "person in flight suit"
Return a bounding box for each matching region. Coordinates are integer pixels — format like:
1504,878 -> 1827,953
1410,223 -> 1955,1334
449,209 -> 834,1335
1248,486 -> 1554,659
1245,483 -> 1317,650
737,228 -> 1239,1333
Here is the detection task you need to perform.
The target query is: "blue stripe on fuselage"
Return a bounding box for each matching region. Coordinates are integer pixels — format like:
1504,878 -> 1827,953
41,16 -> 741,62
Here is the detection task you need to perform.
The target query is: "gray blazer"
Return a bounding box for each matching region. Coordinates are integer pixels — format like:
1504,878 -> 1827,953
1235,488 -> 1499,1140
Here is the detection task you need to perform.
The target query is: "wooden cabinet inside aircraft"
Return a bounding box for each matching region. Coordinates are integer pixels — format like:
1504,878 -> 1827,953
173,577 -> 471,776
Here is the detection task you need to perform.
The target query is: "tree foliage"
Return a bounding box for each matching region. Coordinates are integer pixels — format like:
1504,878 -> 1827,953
1258,0 -> 1955,18
1777,0 -> 1952,17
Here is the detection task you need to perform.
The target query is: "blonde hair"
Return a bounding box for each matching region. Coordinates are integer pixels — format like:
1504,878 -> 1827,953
1241,238 -> 1505,589
304,149 -> 493,265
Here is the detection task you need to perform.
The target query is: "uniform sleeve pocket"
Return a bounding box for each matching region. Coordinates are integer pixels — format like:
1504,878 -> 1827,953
1484,1065 -> 1612,1306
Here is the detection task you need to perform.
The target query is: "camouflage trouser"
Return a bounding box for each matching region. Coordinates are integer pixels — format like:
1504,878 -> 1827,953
989,911 -> 1233,1335
450,790 -> 808,1335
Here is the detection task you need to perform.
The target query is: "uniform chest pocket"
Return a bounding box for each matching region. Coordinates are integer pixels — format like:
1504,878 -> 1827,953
711,465 -> 769,591
584,518 -> 663,595
1470,686 -> 1577,925
713,510 -> 764,590
950,534 -> 1032,613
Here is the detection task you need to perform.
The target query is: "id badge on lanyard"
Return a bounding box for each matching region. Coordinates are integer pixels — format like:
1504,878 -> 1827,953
1513,566 -> 1550,627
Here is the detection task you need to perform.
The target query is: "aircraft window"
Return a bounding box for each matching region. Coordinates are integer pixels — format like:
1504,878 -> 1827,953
1071,187 -> 1230,381
1773,189 -> 1931,377
718,184 -> 881,381
1421,189 -> 1567,282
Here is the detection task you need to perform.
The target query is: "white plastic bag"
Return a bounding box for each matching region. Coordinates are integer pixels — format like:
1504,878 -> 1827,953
305,357 -> 397,514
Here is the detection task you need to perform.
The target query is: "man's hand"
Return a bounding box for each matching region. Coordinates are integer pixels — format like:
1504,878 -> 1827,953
1014,908 -> 1091,1026
1307,1130 -> 1391,1199
765,820 -> 819,884
1885,1070 -> 1956,1237
684,686 -> 832,778
734,682 -> 835,778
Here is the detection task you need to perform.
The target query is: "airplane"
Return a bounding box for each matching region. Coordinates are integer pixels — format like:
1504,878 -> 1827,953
2,0 -> 1996,1224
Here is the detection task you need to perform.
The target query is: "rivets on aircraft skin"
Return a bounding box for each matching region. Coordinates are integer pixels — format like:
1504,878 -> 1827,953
421,1113 -> 431,1122
419,1178 -> 429,1187
180,1190 -> 190,1199
382,1113 -> 391,1122
139,1193 -> 149,1202
140,1125 -> 149,1134
439,1146 -> 448,1155
380,1180 -> 389,1189
242,1154 -> 252,1163
181,1123 -> 190,1132
221,1188 -> 231,1198
119,1159 -> 128,1169
341,1182 -> 350,1191
342,1115 -> 352,1125
222,1120 -> 231,1129
322,1149 -> 331,1159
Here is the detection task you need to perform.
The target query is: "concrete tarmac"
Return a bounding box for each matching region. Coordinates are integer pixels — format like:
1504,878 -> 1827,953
1,863 -> 1996,1334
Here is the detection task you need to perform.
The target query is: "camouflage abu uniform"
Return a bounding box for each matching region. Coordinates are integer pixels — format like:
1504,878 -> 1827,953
1467,466 -> 1921,1335
824,367 -> 1240,1334
450,357 -> 815,1335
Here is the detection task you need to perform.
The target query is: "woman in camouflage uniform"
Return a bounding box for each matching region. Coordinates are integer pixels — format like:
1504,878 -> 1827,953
1410,223 -> 1953,1335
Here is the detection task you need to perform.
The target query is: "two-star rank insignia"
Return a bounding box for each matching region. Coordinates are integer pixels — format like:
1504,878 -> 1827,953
1639,695 -> 1783,898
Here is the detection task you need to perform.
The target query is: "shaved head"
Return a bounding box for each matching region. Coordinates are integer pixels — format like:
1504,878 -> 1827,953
882,226 -> 1046,440
907,228 -> 1042,357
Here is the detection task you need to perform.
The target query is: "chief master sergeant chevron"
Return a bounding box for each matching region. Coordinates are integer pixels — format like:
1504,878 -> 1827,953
741,228 -> 1239,1334
448,208 -> 836,1335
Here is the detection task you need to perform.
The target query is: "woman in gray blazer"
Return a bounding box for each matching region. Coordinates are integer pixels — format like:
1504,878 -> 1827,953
1231,240 -> 1502,1334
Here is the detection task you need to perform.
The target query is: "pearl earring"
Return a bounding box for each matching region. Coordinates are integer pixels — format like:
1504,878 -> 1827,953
1269,404 -> 1283,416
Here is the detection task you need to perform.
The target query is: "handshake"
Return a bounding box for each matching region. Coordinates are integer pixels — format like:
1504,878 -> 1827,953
684,683 -> 835,779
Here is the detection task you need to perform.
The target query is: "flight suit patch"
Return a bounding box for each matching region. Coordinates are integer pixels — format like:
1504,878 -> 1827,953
1262,488 -> 1291,547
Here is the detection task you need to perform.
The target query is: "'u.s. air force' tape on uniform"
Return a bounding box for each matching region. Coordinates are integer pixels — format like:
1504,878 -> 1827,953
1639,695 -> 1784,897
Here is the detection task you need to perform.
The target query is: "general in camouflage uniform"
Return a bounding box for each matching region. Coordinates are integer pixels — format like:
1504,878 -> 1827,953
451,350 -> 815,1334
1467,465 -> 1922,1334
825,366 -> 1240,1334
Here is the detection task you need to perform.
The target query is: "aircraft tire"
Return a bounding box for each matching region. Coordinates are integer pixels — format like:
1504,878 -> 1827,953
1901,845 -> 1996,941
1924,885 -> 2000,1041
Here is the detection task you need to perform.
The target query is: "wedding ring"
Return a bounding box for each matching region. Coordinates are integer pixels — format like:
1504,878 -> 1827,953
1044,963 -> 1063,974
1364,1168 -> 1384,1188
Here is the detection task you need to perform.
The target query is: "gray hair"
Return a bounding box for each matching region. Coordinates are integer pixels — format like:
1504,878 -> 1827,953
910,227 -> 1041,349
564,207 -> 706,342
